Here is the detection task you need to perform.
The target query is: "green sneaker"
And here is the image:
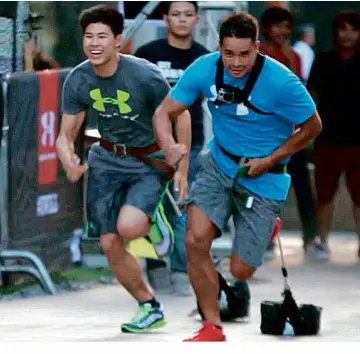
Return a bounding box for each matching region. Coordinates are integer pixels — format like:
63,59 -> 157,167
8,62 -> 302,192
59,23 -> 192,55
121,304 -> 166,333
148,202 -> 175,258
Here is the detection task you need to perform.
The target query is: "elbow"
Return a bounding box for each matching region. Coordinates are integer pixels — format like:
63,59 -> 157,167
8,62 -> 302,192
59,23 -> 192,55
312,113 -> 323,139
303,111 -> 322,141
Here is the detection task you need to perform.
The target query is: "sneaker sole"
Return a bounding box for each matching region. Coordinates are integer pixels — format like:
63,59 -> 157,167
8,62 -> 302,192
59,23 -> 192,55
121,319 -> 167,333
183,335 -> 227,342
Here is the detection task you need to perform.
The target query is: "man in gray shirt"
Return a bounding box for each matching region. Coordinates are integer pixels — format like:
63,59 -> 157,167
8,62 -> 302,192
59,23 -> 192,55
56,5 -> 190,334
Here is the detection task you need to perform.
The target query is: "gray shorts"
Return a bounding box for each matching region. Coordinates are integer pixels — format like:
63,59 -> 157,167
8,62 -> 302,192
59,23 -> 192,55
185,150 -> 284,268
86,144 -> 166,236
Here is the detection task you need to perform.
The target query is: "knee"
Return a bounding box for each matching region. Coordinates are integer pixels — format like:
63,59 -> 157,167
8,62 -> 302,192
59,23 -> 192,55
185,227 -> 211,256
230,258 -> 256,281
117,220 -> 148,240
117,206 -> 150,240
100,233 -> 119,253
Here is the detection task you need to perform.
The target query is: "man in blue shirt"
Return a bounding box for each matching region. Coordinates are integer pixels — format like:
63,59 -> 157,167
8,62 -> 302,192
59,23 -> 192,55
153,12 -> 322,341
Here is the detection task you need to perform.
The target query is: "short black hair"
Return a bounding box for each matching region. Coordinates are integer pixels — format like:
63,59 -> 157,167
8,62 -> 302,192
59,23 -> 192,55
332,10 -> 360,34
79,5 -> 124,36
260,6 -> 294,35
219,12 -> 259,44
163,2 -> 199,15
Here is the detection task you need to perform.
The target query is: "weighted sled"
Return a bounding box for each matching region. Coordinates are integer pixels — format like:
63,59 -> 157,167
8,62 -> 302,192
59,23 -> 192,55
260,218 -> 323,336
260,297 -> 322,335
197,271 -> 250,322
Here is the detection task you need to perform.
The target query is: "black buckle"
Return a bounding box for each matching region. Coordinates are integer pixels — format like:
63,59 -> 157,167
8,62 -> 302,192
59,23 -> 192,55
217,88 -> 234,104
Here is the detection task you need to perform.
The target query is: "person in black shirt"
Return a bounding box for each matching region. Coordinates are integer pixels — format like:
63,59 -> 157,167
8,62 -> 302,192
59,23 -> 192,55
134,1 -> 209,296
307,10 -> 360,260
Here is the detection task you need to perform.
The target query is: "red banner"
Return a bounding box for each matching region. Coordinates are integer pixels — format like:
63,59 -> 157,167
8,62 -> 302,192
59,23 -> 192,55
38,70 -> 59,185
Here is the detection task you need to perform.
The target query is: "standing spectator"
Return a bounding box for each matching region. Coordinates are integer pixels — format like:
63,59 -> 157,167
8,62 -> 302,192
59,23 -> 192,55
259,6 -> 318,257
134,1 -> 209,296
307,10 -> 360,260
293,24 -> 316,84
260,7 -> 302,77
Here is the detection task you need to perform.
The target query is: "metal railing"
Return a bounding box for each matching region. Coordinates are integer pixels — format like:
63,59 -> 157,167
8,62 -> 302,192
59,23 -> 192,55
0,77 -> 56,295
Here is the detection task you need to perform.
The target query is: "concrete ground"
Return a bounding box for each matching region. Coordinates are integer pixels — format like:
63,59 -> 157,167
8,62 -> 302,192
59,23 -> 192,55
1,232 -> 359,342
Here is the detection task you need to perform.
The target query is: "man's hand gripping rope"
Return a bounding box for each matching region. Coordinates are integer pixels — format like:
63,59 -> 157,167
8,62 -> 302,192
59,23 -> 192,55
164,143 -> 189,216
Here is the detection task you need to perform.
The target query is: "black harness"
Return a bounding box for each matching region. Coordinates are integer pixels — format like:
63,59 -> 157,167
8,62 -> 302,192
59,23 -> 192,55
212,53 -> 286,207
214,53 -> 273,116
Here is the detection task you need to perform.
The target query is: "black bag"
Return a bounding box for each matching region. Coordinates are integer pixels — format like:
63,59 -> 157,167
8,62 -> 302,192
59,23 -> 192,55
197,271 -> 250,322
261,292 -> 322,335
260,219 -> 322,336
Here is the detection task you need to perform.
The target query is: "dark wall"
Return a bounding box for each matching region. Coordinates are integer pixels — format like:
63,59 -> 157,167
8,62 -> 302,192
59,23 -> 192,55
303,2 -> 360,52
249,1 -> 360,53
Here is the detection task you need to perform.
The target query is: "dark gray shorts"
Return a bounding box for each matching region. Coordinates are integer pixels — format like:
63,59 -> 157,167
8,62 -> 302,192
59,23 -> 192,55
86,145 -> 166,236
185,150 -> 284,268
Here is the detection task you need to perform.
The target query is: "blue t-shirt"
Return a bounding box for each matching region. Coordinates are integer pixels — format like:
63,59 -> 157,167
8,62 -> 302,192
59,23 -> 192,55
169,52 -> 316,200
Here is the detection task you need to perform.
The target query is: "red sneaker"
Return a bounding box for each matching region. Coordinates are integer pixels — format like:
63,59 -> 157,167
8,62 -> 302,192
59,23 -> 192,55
183,321 -> 227,342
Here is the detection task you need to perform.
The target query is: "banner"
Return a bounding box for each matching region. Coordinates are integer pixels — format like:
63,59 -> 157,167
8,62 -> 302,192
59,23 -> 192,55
6,69 -> 84,270
37,70 -> 59,185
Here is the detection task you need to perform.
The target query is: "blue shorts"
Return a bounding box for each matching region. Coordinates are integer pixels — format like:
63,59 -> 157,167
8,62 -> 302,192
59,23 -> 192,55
86,145 -> 166,236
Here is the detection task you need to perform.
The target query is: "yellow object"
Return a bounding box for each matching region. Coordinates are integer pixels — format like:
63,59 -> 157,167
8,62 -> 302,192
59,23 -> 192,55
127,237 -> 160,260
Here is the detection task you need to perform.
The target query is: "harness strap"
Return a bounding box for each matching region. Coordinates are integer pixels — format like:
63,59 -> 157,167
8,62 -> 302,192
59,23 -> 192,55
217,144 -> 286,208
215,53 -> 273,116
99,138 -> 175,180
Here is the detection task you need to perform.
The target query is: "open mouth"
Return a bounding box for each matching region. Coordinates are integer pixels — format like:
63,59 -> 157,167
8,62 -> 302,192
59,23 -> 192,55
89,50 -> 103,59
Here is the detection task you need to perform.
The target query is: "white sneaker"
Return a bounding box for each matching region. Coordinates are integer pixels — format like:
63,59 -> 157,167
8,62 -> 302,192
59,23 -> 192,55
305,243 -> 330,260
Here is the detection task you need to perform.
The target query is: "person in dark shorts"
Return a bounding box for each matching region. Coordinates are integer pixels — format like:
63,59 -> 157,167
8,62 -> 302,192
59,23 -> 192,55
134,1 -> 209,296
307,10 -> 360,260
56,5 -> 190,333
153,12 -> 322,341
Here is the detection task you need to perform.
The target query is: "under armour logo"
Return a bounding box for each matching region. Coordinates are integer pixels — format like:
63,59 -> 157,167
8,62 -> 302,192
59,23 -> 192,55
89,88 -> 132,114
40,111 -> 56,147
236,101 -> 249,116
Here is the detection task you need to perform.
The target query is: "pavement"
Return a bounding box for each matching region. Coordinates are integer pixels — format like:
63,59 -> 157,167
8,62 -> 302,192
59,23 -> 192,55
1,232 -> 360,342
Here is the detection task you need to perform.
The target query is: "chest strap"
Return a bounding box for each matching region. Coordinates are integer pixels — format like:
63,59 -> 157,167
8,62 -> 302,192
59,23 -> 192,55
214,53 -> 274,116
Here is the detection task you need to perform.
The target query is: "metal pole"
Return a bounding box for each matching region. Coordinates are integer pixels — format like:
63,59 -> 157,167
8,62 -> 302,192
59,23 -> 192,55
198,1 -> 238,11
165,189 -> 182,217
120,1 -> 161,51
0,77 -> 9,249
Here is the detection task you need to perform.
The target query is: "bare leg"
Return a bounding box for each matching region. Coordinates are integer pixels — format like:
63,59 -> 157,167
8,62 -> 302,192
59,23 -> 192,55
186,205 -> 220,326
317,201 -> 335,244
101,205 -> 153,303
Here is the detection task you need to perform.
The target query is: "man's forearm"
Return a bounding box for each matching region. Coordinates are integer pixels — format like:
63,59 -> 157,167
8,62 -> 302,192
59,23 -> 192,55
56,133 -> 75,169
175,110 -> 191,174
153,107 -> 177,153
269,114 -> 322,166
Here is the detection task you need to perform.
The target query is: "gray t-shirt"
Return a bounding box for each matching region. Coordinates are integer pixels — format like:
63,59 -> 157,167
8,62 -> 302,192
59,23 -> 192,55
62,54 -> 171,147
